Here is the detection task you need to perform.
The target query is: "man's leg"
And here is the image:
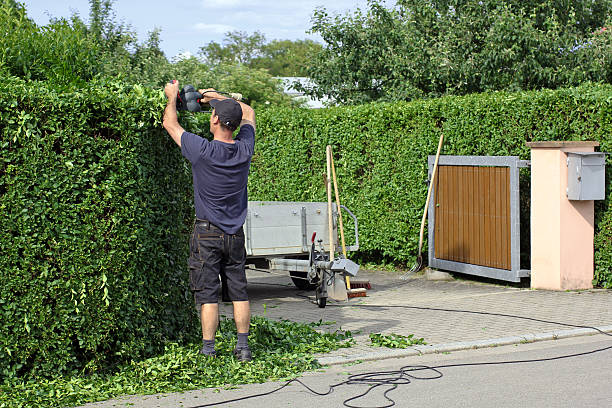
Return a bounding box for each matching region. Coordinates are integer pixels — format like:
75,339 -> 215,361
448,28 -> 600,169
201,303 -> 219,340
189,220 -> 223,356
224,228 -> 251,360
233,300 -> 251,360
232,300 -> 250,333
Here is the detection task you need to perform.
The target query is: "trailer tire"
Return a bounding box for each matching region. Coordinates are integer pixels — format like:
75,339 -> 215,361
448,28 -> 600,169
316,296 -> 327,308
290,271 -> 317,290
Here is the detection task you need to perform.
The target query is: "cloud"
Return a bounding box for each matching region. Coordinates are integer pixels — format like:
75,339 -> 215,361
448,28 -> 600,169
193,23 -> 236,34
193,0 -> 376,43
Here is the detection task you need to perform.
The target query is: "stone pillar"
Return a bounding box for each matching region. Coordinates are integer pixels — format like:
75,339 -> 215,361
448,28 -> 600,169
526,141 -> 599,290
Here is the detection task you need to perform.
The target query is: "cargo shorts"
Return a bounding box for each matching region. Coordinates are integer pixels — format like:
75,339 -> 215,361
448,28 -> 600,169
188,219 -> 248,305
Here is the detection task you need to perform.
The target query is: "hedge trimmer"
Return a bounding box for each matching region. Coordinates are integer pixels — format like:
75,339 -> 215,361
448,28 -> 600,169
170,81 -> 243,113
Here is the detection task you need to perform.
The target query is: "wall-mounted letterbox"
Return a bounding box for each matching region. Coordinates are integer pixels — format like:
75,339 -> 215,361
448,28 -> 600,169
566,152 -> 606,200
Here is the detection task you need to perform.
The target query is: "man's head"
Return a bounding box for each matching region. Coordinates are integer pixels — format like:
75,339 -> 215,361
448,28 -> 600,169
209,98 -> 243,134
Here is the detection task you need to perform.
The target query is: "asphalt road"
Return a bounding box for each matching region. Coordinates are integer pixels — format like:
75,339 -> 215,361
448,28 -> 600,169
84,334 -> 612,408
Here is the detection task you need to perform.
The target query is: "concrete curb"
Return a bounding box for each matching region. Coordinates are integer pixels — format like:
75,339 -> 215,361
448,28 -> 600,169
317,325 -> 612,366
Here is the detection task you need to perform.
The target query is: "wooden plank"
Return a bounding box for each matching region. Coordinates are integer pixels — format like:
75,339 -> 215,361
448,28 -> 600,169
473,166 -> 480,265
434,166 -> 441,259
462,166 -> 469,264
494,167 -> 502,268
497,168 -> 503,269
496,167 -> 506,269
452,165 -> 460,262
482,168 -> 490,267
489,168 -> 496,268
445,165 -> 452,261
489,167 -> 496,268
467,166 -> 475,265
490,167 -> 497,268
437,166 -> 444,259
503,167 -> 511,269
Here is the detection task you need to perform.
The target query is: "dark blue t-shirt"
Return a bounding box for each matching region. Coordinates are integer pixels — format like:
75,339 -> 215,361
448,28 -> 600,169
181,124 -> 255,234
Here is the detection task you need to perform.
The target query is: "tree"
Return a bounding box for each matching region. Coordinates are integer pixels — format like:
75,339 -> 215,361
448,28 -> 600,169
199,31 -> 267,65
200,32 -> 323,76
0,1 -> 298,106
251,39 -> 322,76
301,0 -> 612,104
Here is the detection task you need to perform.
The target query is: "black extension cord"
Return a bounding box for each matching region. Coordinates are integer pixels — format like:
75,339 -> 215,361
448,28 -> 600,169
187,288 -> 612,408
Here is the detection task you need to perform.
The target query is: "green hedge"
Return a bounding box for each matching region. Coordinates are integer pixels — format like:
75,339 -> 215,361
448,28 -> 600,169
0,76 -> 196,379
1,79 -> 610,381
243,84 -> 611,286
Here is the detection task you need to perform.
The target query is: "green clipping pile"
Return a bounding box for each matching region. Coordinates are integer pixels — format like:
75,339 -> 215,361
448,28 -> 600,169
370,332 -> 426,348
0,316 -> 354,408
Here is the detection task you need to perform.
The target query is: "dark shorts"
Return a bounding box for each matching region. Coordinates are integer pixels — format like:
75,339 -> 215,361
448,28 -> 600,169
188,219 -> 248,305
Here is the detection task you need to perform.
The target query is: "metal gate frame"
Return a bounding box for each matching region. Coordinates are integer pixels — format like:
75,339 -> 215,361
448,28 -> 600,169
427,155 -> 531,282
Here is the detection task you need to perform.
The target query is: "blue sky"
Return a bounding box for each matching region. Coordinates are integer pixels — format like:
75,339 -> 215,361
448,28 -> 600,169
22,1 -> 378,60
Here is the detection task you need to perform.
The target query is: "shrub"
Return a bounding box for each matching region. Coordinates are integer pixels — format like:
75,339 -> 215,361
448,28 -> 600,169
243,84 -> 612,285
1,78 -> 610,382
0,76 -> 196,379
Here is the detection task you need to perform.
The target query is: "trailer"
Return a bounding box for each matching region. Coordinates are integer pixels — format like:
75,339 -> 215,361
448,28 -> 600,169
244,201 -> 360,308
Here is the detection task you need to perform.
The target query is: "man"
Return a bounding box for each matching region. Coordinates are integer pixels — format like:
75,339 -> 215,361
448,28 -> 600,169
163,80 -> 255,362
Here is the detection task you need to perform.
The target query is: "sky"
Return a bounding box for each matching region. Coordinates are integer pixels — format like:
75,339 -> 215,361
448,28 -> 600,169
22,0 -> 378,60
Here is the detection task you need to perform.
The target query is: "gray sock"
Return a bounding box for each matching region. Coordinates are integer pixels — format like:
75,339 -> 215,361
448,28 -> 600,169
237,332 -> 249,349
202,339 -> 215,355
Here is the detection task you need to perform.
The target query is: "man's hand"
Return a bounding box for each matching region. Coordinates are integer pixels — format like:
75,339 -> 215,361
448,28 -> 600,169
198,88 -> 220,103
199,87 -> 255,126
165,80 -> 180,101
163,80 -> 185,147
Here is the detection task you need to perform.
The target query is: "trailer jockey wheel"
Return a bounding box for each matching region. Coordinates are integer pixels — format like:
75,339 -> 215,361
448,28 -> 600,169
315,267 -> 328,308
315,285 -> 327,308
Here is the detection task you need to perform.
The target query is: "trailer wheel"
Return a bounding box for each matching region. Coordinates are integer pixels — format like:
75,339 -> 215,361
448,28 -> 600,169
290,271 -> 317,290
316,295 -> 327,308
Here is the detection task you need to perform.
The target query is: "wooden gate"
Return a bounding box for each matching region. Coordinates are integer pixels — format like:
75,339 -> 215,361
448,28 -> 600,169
427,156 -> 530,282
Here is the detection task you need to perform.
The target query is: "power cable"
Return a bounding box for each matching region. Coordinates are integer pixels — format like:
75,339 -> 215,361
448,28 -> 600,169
186,302 -> 612,408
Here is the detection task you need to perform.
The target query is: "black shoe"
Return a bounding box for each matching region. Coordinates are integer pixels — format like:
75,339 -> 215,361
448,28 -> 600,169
199,346 -> 216,358
233,347 -> 252,362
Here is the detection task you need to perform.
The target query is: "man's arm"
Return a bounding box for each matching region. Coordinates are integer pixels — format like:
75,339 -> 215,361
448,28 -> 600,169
199,88 -> 255,128
163,80 -> 186,147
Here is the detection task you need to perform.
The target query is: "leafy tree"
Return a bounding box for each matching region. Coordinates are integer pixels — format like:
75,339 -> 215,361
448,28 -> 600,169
251,39 -> 322,76
302,0 -> 612,104
0,1 -> 296,105
199,31 -> 267,65
0,0 -> 102,85
0,0 -> 151,85
200,31 -> 323,76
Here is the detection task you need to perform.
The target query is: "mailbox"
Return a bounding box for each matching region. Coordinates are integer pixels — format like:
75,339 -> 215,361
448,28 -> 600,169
566,152 -> 606,200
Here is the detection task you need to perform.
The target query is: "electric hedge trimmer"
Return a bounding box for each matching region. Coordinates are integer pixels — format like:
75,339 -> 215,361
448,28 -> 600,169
170,81 -> 243,113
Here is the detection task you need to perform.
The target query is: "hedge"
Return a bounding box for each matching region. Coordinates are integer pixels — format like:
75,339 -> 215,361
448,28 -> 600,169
1,79 -> 610,380
244,85 -> 611,287
184,84 -> 610,285
0,76 -> 196,379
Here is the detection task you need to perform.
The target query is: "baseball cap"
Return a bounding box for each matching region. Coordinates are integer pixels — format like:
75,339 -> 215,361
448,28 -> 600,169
209,98 -> 243,131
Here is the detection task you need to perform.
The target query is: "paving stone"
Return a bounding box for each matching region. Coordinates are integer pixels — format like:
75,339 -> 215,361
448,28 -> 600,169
232,268 -> 612,361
